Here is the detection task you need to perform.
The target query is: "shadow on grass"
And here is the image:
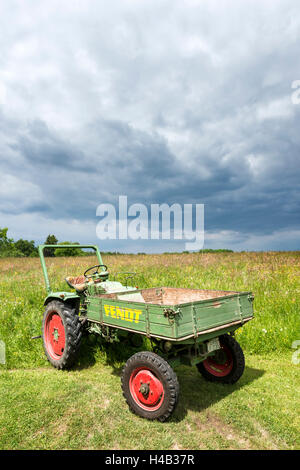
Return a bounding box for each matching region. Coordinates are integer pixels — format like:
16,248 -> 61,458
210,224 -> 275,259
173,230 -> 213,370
72,335 -> 98,371
74,335 -> 144,373
170,364 -> 265,422
73,337 -> 265,423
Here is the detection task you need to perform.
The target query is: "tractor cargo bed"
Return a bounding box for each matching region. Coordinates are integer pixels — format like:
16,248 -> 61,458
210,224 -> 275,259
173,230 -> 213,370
86,286 -> 254,342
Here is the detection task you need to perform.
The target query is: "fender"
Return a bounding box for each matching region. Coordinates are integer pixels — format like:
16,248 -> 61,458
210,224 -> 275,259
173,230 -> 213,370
43,291 -> 80,307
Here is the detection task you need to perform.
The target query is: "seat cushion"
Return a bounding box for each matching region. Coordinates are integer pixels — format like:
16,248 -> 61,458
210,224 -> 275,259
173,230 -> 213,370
65,276 -> 87,292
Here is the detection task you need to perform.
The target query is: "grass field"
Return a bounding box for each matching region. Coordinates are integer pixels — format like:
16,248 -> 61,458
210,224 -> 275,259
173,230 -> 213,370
0,252 -> 299,449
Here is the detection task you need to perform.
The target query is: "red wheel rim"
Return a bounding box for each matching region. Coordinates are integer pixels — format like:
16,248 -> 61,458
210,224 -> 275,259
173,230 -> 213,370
44,311 -> 66,360
203,344 -> 233,377
129,367 -> 164,411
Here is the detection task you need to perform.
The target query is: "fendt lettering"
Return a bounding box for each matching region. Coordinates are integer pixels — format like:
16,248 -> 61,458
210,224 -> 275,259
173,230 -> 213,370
104,304 -> 142,324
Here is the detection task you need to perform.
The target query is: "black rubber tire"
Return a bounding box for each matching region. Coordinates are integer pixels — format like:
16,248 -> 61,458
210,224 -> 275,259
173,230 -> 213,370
42,300 -> 82,370
121,351 -> 179,422
197,334 -> 245,384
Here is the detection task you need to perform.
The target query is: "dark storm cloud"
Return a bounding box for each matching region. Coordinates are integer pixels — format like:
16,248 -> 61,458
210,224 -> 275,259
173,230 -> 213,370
0,0 -> 300,249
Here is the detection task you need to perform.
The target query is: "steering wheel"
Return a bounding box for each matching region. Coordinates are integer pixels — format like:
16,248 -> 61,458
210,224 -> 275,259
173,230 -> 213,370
84,264 -> 108,280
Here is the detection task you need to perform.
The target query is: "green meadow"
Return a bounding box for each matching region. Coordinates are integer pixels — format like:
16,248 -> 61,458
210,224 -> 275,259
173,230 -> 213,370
0,252 -> 299,449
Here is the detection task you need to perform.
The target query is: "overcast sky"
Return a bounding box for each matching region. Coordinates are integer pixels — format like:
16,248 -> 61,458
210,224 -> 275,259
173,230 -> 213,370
0,0 -> 299,252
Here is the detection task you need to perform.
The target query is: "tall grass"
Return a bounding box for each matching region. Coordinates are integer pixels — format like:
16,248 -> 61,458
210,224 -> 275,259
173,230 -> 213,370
0,252 -> 299,369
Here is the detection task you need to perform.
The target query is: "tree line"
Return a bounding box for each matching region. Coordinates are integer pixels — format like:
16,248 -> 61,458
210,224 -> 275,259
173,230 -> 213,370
0,227 -> 234,258
0,228 -> 86,258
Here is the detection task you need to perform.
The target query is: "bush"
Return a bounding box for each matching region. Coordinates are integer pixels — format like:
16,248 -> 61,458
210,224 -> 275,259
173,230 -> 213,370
14,239 -> 37,257
54,242 -> 85,257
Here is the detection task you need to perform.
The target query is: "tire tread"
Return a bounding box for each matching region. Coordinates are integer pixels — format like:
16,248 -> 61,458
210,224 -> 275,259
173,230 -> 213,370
121,351 -> 179,422
197,334 -> 245,384
42,300 -> 82,370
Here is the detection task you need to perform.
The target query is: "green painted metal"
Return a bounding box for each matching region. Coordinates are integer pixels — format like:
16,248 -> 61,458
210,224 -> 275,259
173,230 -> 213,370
85,289 -> 254,342
43,291 -> 80,306
38,244 -> 103,294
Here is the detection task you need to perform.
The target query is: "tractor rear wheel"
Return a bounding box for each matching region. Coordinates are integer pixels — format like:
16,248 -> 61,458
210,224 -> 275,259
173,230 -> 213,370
42,300 -> 82,369
197,334 -> 245,384
121,351 -> 179,422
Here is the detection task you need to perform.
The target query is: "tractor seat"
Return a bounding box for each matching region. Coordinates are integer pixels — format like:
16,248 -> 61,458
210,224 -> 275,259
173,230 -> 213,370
65,276 -> 87,292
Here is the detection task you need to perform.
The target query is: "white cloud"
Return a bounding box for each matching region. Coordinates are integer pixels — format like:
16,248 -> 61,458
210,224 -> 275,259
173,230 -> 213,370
256,97 -> 294,120
0,174 -> 43,212
0,211 -> 97,244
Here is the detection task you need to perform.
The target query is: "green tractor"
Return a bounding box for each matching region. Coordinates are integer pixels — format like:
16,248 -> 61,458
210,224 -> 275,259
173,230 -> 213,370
39,244 -> 254,421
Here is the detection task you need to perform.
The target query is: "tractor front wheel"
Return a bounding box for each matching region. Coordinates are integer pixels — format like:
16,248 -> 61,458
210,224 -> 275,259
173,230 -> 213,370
121,351 -> 179,421
42,300 -> 82,369
197,334 -> 245,384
